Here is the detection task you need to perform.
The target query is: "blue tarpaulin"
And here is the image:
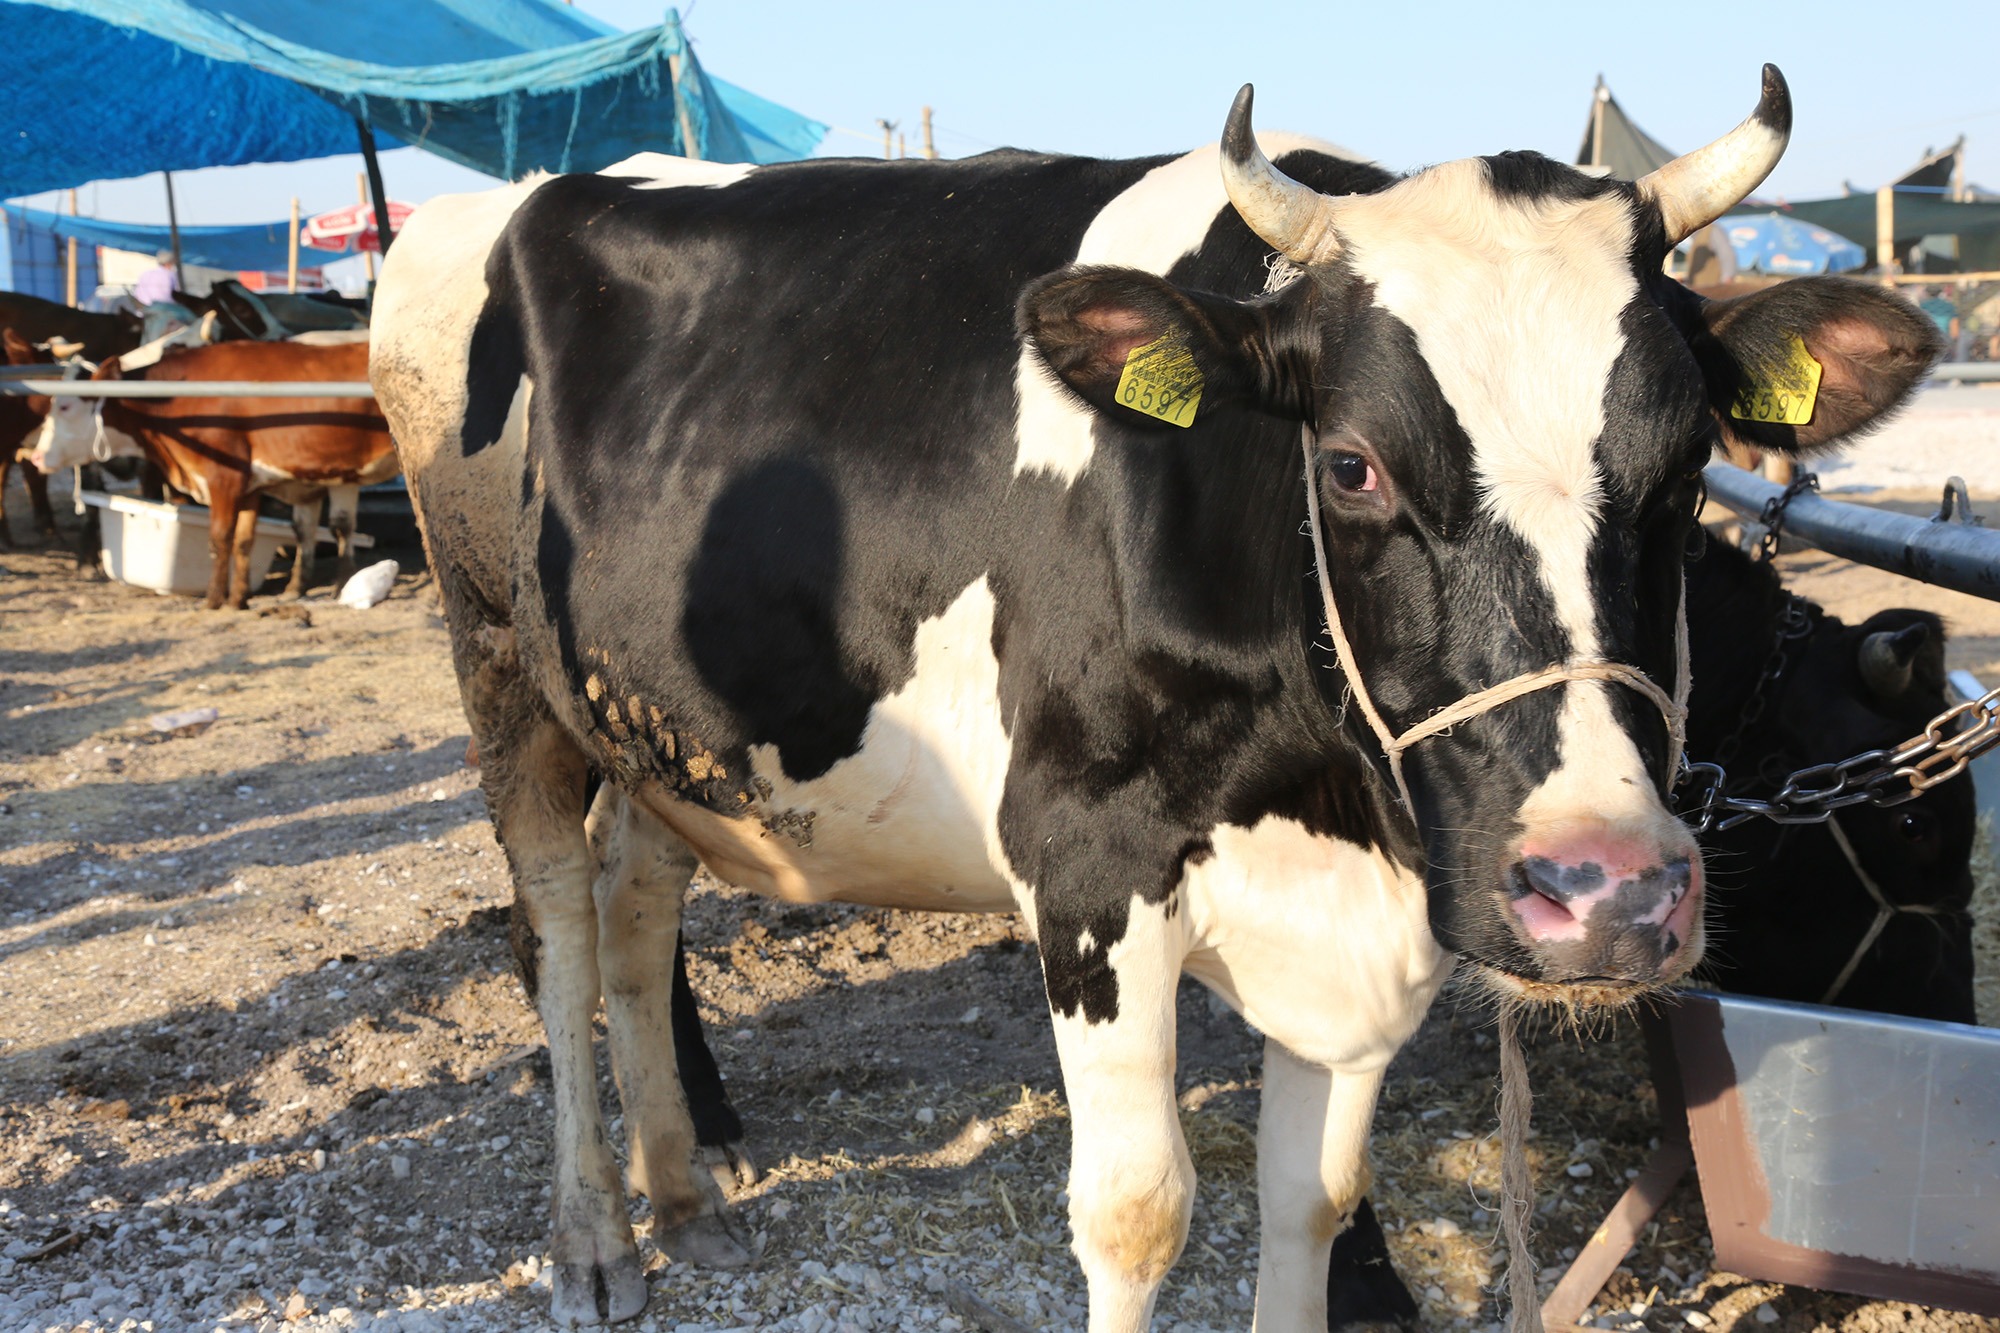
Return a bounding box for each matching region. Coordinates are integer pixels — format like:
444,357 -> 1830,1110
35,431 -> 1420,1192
3,205 -> 299,271
1718,212 -> 1869,277
0,1 -> 824,199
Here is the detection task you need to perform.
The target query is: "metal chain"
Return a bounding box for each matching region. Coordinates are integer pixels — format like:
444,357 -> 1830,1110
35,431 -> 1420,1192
1707,592 -> 1813,775
1678,682 -> 2000,833
1753,472 -> 1820,563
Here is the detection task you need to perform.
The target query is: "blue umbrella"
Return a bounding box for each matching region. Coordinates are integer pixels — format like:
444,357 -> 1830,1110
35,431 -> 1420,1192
1721,212 -> 1868,276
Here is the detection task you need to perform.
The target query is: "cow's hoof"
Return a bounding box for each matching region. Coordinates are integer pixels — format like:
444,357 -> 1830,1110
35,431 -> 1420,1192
659,1211 -> 753,1269
550,1252 -> 648,1326
701,1140 -> 762,1193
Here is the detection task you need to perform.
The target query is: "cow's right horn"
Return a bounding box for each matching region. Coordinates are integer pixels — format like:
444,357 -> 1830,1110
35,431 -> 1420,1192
1858,623 -> 1928,701
1638,64 -> 1793,246
1220,84 -> 1342,265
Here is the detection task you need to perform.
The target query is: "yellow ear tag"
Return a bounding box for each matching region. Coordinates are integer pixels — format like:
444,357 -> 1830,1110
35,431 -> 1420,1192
1114,331 -> 1203,428
1729,333 -> 1822,426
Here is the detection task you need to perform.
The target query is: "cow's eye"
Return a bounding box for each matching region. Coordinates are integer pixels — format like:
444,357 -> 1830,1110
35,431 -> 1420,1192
1328,451 -> 1377,493
1897,810 -> 1934,842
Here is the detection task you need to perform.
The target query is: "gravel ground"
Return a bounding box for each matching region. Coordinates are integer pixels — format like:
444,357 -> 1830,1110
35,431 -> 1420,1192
1813,384 -> 2000,494
2,472 -> 1997,1333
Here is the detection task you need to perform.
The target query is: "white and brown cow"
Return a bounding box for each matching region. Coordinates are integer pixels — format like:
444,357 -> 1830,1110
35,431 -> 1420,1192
369,67 -> 1939,1331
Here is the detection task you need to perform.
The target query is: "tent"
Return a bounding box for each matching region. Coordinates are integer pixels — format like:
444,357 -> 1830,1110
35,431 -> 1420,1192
0,1 -> 826,201
2,205 -> 298,271
1576,76 -> 1674,181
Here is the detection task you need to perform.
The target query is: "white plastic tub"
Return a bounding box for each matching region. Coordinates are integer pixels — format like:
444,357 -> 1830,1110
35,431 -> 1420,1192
78,491 -> 371,597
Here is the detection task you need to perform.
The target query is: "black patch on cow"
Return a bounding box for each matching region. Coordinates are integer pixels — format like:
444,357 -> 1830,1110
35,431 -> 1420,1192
463,253 -> 526,458
1480,150 -> 1626,204
684,459 -> 876,782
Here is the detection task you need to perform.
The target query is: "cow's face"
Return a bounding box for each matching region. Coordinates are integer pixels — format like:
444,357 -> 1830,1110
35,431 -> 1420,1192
1022,67 -> 1942,1007
30,358 -> 134,473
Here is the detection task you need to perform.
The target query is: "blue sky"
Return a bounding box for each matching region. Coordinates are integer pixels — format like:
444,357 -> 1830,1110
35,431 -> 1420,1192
28,0 -> 2000,228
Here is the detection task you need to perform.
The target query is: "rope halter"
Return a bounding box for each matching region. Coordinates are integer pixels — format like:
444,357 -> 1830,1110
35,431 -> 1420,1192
1300,437 -> 1692,814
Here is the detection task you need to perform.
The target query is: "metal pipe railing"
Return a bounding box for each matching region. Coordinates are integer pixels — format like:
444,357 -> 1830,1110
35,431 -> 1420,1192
1929,363 -> 2000,383
1703,462 -> 2000,603
0,380 -> 374,398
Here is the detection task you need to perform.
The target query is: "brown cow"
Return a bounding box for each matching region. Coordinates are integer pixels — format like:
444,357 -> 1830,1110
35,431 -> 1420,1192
31,340 -> 397,609
0,328 -> 59,546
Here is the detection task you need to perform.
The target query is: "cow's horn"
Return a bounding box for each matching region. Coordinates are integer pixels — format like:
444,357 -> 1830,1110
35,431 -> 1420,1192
1638,64 -> 1793,246
1220,84 -> 1342,265
1857,623 -> 1927,701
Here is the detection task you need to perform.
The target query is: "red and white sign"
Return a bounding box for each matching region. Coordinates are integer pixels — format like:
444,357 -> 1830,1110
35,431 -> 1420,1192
299,201 -> 414,254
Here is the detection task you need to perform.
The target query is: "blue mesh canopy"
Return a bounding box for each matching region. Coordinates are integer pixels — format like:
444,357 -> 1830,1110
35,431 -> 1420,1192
0,1 -> 825,199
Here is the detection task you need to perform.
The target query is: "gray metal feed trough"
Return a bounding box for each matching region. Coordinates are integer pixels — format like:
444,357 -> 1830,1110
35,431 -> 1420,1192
1545,995 -> 2000,1327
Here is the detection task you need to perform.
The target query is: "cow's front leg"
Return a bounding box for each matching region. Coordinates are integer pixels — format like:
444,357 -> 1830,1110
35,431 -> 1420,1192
1042,897 -> 1192,1332
1254,1041 -> 1383,1333
227,496 -> 261,609
590,788 -> 750,1269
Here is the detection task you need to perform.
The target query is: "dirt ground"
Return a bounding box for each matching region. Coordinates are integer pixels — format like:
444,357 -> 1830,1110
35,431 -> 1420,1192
2,475 -> 1997,1333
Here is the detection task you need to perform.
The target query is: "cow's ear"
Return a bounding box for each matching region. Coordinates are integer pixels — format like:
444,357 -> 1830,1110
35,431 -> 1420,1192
2,328 -> 31,365
1689,277 -> 1942,454
95,357 -> 124,381
1018,266 -> 1314,428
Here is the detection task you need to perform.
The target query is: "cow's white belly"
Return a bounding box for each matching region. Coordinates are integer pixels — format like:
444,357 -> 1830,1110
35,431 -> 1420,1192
645,576 -> 1023,913
1182,816 -> 1452,1071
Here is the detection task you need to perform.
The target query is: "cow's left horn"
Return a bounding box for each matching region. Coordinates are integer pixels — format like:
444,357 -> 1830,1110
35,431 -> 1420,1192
1638,64 -> 1793,246
1220,84 -> 1342,265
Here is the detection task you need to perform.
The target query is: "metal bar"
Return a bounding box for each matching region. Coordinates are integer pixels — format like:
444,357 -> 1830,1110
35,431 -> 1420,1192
0,381 -> 373,399
1929,362 -> 2000,382
1703,462 -> 2000,602
0,364 -> 71,377
355,112 -> 395,255
1540,1141 -> 1695,1330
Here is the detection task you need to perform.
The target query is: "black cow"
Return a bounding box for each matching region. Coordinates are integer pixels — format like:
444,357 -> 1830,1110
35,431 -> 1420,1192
0,290 -> 140,362
372,67 -> 1940,1329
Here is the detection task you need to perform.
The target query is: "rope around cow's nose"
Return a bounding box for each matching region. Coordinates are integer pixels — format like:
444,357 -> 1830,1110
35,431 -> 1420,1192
1300,436 -> 1692,813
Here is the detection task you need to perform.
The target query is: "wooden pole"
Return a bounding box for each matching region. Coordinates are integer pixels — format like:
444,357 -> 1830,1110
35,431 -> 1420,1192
287,195 -> 300,294
353,113 -> 395,256
163,170 -> 184,292
897,132 -> 907,160
1875,184 -> 1896,278
665,52 -> 702,161
357,174 -> 375,283
64,188 -> 78,307
1591,76 -> 1605,169
921,106 -> 938,159
877,118 -> 897,160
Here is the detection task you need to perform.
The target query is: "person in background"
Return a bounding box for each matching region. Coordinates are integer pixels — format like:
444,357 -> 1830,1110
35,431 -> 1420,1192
133,249 -> 178,307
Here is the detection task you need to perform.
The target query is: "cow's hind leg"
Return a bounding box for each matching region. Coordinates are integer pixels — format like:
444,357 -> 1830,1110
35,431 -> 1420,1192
463,620 -> 646,1325
672,935 -> 760,1191
325,483 -> 361,588
284,497 -> 318,599
1253,1041 -> 1385,1333
1043,899 -> 1193,1332
1325,1199 -> 1422,1333
591,790 -> 751,1268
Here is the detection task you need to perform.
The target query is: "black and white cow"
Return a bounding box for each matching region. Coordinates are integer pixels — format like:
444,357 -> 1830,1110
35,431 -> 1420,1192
657,527 -> 1985,1332
371,67 -> 1941,1329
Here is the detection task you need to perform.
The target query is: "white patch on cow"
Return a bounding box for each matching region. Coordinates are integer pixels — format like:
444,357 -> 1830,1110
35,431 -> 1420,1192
1046,892 -> 1194,1329
604,154 -> 757,191
735,576 -> 1023,913
1334,158 -> 1664,827
249,460 -> 297,488
1013,134 -> 1362,485
1181,816 -> 1449,1071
